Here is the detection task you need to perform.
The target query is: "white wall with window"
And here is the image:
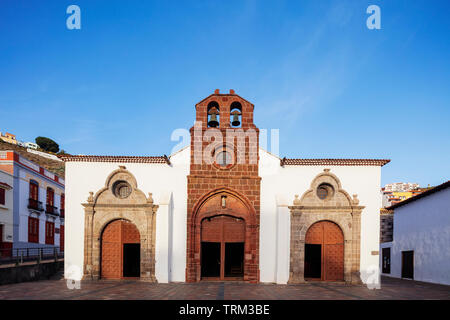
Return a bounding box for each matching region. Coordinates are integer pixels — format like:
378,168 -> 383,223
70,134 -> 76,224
0,170 -> 14,252
381,182 -> 450,285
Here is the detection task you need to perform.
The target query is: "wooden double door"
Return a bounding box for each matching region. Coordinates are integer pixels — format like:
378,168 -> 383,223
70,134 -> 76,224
101,220 -> 140,279
201,215 -> 245,280
304,221 -> 344,281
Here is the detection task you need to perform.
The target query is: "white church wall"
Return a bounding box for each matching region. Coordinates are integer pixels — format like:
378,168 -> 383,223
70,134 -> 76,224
64,147 -> 189,282
388,187 -> 450,285
66,146 -> 383,285
259,149 -> 382,284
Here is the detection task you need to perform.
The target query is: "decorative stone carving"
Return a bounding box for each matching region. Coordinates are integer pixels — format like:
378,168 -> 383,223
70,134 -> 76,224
147,192 -> 154,204
81,166 -> 158,281
87,192 -> 94,203
288,169 -> 364,284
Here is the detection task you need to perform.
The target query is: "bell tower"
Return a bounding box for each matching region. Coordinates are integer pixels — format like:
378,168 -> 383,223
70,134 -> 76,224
186,89 -> 261,283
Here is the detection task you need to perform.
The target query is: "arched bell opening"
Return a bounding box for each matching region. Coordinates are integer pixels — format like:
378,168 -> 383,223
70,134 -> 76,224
207,101 -> 220,128
230,101 -> 242,128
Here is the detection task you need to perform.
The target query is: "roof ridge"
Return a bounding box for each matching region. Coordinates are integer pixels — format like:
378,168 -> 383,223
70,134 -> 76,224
282,158 -> 390,166
59,154 -> 167,163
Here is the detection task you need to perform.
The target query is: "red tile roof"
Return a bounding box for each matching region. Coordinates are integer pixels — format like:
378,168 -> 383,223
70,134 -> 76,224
59,155 -> 168,164
281,158 -> 390,166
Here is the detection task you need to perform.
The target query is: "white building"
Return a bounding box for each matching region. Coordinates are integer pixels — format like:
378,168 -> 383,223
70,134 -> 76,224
384,182 -> 419,192
0,150 -> 65,255
0,170 -> 14,255
62,90 -> 389,285
381,181 -> 450,285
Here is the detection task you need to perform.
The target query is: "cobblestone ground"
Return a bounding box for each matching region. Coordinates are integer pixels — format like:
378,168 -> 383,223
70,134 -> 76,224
0,276 -> 448,300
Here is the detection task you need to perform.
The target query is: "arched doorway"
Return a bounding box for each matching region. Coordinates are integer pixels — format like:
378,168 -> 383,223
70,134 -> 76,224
101,219 -> 140,279
201,215 -> 245,280
187,188 -> 259,283
304,220 -> 344,281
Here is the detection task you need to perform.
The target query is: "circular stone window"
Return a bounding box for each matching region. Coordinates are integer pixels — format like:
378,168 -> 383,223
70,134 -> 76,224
215,150 -> 233,167
317,183 -> 334,200
113,181 -> 132,199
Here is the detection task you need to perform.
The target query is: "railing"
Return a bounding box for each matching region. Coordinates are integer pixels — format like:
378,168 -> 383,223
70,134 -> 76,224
0,247 -> 63,265
45,204 -> 59,216
28,198 -> 44,211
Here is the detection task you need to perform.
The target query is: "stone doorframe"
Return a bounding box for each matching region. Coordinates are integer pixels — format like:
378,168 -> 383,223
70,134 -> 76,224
186,187 -> 259,283
82,166 -> 159,281
288,169 -> 364,284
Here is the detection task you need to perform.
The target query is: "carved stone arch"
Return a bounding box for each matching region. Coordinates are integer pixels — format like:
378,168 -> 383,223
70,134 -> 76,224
82,166 -> 158,281
298,170 -> 353,207
288,169 -> 364,284
186,187 -> 259,282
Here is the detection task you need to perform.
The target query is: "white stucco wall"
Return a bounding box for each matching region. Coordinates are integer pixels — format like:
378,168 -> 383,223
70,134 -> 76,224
258,149 -> 382,284
383,187 -> 450,285
65,147 -> 383,285
64,148 -> 189,282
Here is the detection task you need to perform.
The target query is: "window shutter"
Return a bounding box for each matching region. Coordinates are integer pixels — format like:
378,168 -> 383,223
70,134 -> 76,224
0,188 -> 5,205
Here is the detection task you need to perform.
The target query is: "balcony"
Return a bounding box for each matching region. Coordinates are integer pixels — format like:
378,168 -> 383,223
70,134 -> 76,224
45,204 -> 59,216
28,198 -> 44,211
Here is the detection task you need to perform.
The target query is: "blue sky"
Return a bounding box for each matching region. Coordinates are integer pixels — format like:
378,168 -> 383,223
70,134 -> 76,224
0,0 -> 449,187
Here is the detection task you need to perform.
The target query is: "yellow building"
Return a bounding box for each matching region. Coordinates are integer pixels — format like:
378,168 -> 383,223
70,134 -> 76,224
0,132 -> 17,145
392,191 -> 414,201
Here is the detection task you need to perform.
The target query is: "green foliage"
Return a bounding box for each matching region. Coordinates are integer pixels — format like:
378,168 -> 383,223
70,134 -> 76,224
57,149 -> 68,155
35,136 -> 59,153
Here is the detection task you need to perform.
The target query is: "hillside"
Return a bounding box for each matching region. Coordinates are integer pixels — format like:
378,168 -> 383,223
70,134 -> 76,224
0,140 -> 65,178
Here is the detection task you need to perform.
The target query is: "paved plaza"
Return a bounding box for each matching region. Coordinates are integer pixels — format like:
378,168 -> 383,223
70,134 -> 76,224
0,275 -> 449,300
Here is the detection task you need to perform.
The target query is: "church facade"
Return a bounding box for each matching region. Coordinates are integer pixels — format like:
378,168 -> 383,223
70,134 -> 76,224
62,90 -> 389,285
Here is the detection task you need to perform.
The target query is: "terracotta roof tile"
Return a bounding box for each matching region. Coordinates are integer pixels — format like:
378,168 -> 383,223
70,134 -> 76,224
59,155 -> 167,164
281,158 -> 390,166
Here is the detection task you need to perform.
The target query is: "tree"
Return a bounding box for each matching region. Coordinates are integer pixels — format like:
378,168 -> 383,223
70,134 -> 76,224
35,136 -> 59,153
57,149 -> 68,155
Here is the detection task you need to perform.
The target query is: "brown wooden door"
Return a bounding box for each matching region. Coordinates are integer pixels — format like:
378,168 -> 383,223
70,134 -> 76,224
201,215 -> 245,280
47,188 -> 54,206
101,220 -> 140,279
60,225 -> 64,252
305,221 -> 344,281
45,221 -> 54,245
30,181 -> 39,202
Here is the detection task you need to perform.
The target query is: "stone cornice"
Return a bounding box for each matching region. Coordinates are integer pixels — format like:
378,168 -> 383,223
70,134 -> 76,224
288,205 -> 365,211
82,202 -> 159,213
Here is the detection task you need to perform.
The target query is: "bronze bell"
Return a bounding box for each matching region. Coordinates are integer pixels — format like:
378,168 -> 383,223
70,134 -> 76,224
231,110 -> 241,127
208,108 -> 219,127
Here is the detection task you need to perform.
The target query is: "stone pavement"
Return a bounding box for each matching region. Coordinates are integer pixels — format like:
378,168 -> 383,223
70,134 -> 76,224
0,276 -> 448,300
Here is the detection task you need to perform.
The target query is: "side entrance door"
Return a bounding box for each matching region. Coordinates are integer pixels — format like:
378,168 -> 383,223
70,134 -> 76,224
101,220 -> 140,279
401,250 -> 414,279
